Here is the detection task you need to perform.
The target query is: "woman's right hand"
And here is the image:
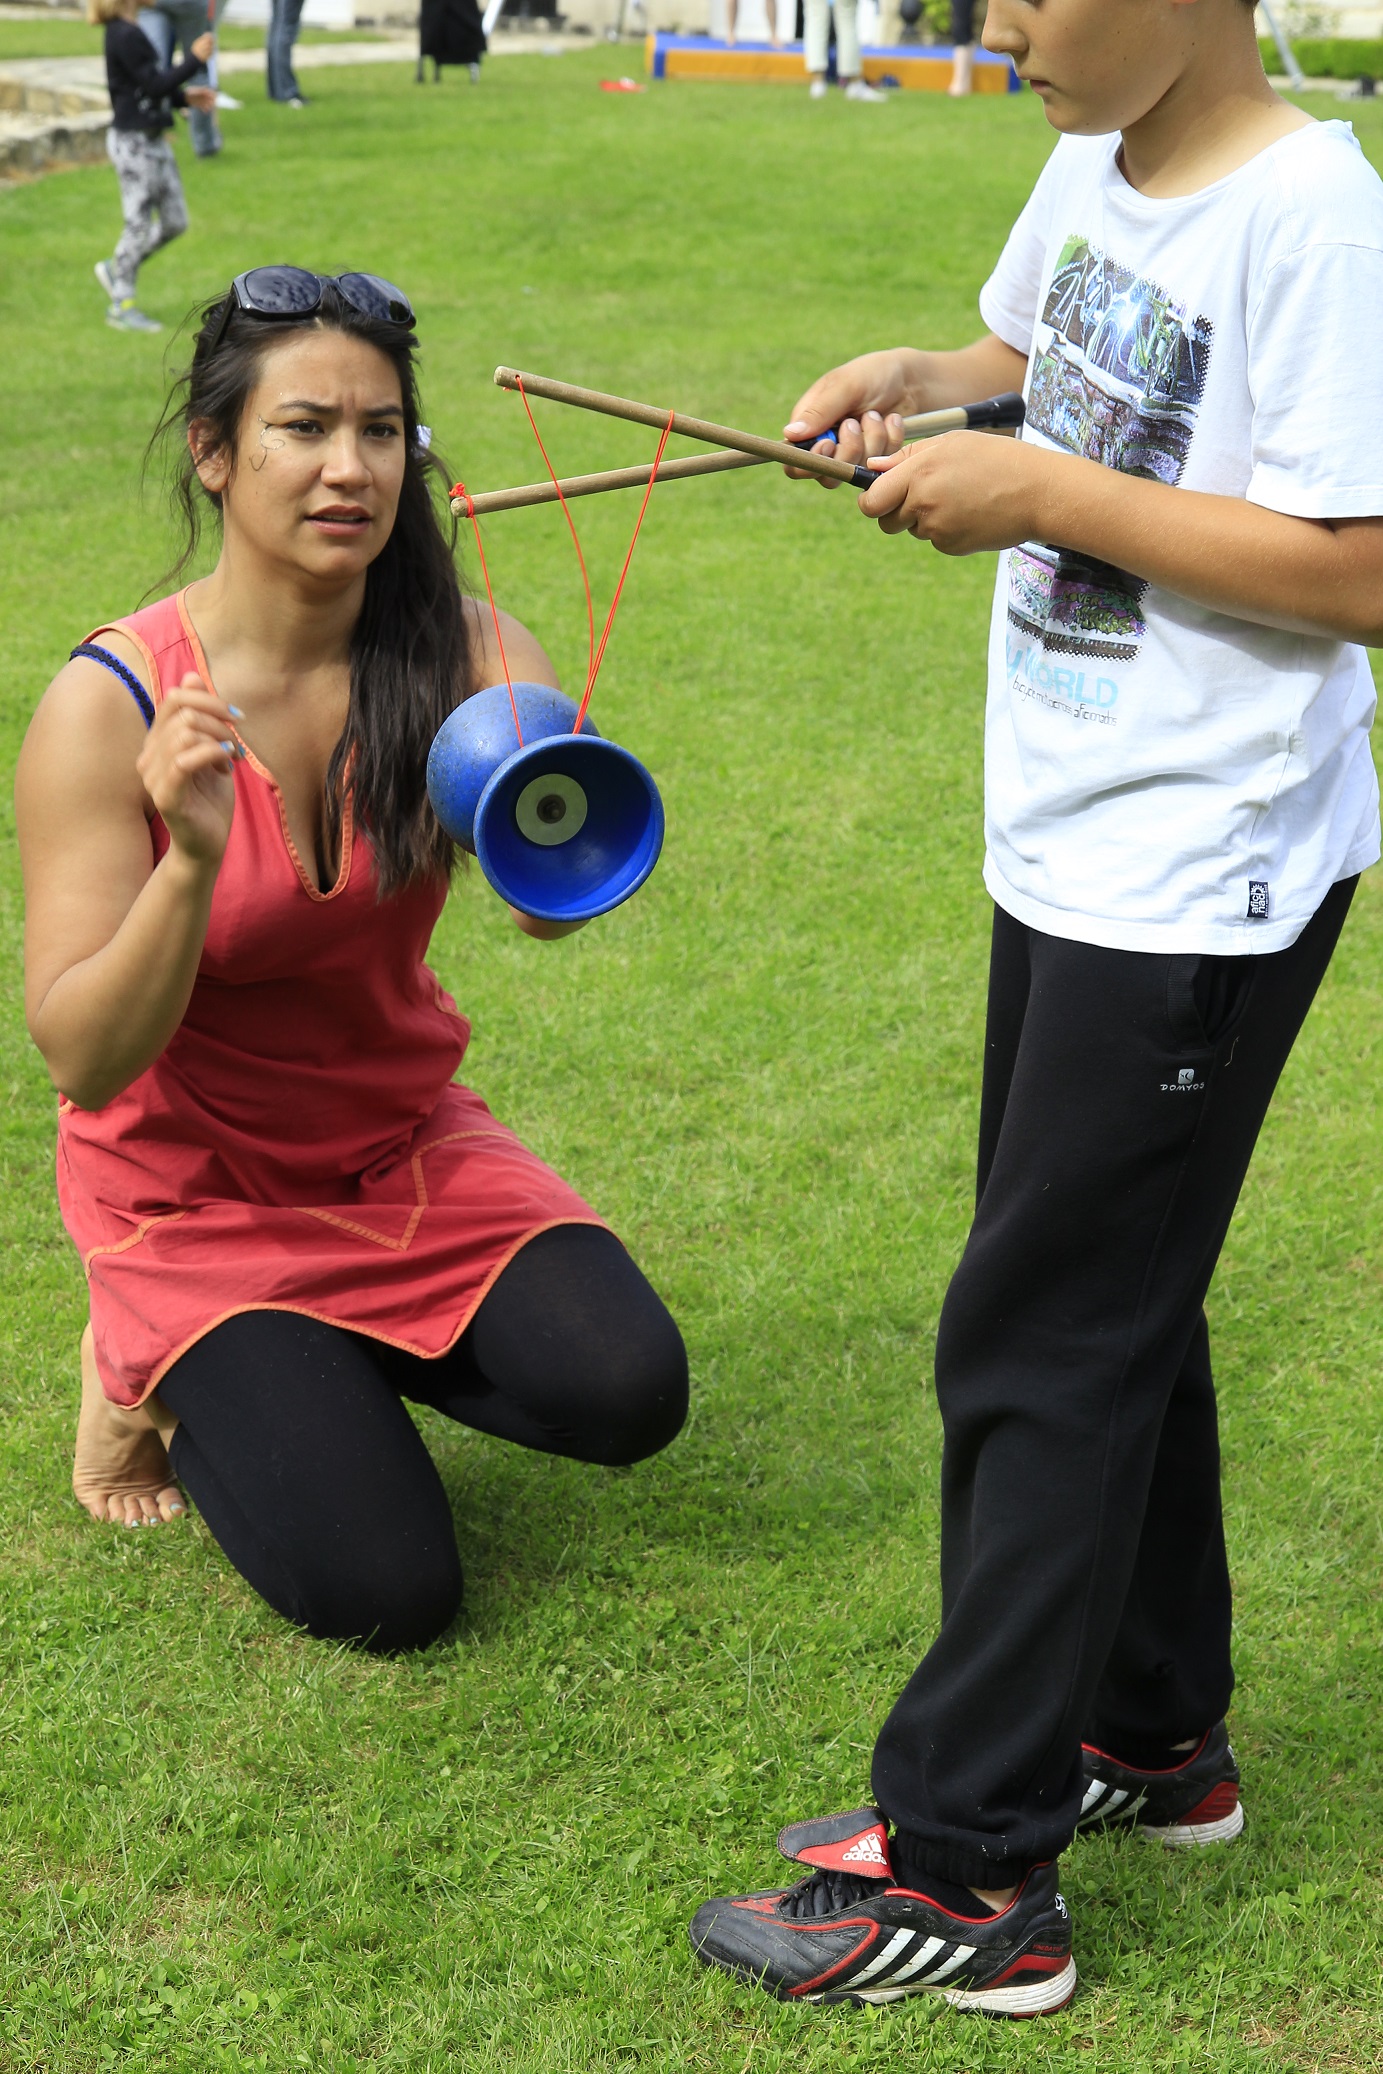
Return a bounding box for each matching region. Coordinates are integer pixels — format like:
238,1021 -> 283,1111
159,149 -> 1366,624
135,672 -> 242,871
782,349 -> 928,486
190,29 -> 215,58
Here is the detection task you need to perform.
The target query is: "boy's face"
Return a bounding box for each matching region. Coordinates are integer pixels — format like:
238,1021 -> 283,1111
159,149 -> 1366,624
983,0 -> 1209,134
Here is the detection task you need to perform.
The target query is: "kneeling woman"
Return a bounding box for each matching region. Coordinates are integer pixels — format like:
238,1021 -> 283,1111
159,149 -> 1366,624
17,269 -> 687,1651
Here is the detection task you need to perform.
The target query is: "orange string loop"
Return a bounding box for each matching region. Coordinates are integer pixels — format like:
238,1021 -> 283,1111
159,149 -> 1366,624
514,376 -> 673,734
452,482 -> 524,748
515,378 -> 597,699
455,392 -> 674,752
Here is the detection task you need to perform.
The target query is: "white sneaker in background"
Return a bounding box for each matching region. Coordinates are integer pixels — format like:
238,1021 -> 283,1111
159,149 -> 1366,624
809,76 -> 828,97
843,78 -> 887,100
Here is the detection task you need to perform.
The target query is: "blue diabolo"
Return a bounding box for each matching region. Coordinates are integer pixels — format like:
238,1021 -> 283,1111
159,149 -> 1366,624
426,681 -> 665,924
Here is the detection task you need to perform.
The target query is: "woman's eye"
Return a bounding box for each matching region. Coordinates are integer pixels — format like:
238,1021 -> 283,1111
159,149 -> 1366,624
366,423 -> 401,439
282,419 -> 323,435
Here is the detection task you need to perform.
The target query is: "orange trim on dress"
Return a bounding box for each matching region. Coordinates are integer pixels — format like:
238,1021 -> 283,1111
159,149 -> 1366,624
298,1128 -> 511,1252
83,1209 -> 188,1274
84,620 -> 162,706
174,588 -> 355,904
131,1216 -> 611,1404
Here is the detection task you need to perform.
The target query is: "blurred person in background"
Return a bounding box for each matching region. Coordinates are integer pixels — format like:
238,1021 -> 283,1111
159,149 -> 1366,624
138,0 -> 227,155
805,0 -> 884,98
727,0 -> 782,48
268,0 -> 308,107
949,0 -> 982,93
90,0 -> 216,332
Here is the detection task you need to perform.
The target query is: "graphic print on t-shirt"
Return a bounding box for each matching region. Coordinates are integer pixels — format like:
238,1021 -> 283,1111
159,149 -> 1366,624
1010,235 -> 1213,670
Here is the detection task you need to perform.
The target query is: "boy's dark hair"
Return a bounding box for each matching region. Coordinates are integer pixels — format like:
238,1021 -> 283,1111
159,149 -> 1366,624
151,284 -> 472,897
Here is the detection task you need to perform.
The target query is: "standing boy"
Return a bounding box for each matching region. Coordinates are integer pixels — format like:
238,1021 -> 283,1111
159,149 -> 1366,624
691,0 -> 1383,2016
91,0 -> 216,333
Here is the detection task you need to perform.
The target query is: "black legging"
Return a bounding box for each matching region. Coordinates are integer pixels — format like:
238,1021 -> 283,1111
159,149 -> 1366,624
951,0 -> 976,41
159,1224 -> 687,1653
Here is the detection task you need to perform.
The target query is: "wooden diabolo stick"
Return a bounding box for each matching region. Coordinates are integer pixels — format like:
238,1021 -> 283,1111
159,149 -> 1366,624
457,447 -> 759,517
450,379 -> 1024,517
492,365 -> 876,489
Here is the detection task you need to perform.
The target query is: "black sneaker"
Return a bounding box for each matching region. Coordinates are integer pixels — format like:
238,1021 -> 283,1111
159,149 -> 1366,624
1078,1721 -> 1244,1846
689,1808 -> 1076,2015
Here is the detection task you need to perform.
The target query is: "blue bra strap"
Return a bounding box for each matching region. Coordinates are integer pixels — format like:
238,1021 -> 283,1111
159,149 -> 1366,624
70,642 -> 156,729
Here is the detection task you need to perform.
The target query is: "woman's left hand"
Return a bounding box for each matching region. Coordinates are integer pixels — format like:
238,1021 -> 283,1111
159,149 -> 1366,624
856,431 -> 1053,555
509,908 -> 588,940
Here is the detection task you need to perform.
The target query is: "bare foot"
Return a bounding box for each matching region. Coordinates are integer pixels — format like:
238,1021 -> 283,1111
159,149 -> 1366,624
73,1325 -> 185,1527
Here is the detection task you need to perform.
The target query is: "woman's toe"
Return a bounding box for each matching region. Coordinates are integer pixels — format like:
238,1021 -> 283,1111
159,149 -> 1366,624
157,1485 -> 186,1522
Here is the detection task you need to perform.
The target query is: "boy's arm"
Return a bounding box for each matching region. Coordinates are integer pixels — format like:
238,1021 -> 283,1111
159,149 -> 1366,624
859,436 -> 1383,647
783,337 -> 1028,484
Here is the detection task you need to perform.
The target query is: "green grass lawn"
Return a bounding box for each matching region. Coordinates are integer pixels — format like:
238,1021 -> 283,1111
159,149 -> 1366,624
2,57 -> 1381,2073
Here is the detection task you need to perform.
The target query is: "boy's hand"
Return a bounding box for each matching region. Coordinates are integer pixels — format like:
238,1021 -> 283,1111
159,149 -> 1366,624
783,350 -> 924,485
184,84 -> 217,109
859,432 -> 1052,554
190,29 -> 215,58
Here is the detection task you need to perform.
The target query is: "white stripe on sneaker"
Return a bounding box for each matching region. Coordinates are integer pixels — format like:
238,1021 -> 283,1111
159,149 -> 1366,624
919,1943 -> 976,1985
847,1928 -> 916,1986
882,1935 -> 945,1984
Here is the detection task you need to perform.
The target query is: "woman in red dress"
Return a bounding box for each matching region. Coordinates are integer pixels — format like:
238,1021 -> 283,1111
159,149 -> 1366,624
16,269 -> 687,1651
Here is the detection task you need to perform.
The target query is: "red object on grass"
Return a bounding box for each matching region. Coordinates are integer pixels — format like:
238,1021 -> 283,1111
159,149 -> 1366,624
600,76 -> 645,91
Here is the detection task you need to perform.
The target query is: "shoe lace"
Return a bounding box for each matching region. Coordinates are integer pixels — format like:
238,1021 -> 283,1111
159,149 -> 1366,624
778,1867 -> 888,1919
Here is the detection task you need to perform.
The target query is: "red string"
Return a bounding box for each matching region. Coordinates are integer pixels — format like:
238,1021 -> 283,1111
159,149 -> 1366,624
575,411 -> 672,735
452,483 -> 524,748
516,378 -> 596,700
454,394 -> 675,748
515,378 -> 674,735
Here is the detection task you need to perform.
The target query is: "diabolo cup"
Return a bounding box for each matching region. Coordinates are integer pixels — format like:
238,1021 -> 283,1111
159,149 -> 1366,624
426,681 -> 664,924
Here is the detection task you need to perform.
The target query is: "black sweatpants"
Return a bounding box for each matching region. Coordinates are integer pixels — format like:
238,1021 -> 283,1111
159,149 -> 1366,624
159,1224 -> 688,1653
873,879 -> 1356,1891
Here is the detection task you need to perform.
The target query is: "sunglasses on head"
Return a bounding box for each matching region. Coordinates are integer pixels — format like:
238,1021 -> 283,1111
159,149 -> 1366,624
205,267 -> 415,356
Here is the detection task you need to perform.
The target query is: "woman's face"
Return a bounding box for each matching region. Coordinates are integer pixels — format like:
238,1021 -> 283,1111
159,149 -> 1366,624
194,328 -> 409,585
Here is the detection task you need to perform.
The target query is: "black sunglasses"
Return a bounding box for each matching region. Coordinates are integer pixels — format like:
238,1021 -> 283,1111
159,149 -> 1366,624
205,267 -> 415,355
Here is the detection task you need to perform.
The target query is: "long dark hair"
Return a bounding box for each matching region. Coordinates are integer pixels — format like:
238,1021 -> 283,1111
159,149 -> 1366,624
151,283 -> 472,896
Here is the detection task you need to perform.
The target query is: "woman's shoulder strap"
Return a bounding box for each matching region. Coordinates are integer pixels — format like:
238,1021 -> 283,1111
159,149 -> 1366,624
76,591 -> 194,724
69,642 -> 156,727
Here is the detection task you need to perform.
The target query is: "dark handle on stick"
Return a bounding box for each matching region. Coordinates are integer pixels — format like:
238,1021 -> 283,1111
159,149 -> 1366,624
963,392 -> 1026,432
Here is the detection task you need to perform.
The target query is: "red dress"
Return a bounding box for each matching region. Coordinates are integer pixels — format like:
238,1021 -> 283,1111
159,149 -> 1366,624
59,591 -> 603,1408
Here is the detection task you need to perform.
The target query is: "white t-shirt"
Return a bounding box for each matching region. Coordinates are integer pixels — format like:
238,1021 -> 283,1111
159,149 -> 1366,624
977,120 -> 1382,954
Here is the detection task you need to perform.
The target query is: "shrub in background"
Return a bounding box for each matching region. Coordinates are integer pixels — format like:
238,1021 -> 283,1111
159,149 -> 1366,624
1259,33 -> 1383,75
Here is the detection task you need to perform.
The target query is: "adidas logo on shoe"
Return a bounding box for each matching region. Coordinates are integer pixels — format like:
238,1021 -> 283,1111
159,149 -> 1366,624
841,1834 -> 888,1868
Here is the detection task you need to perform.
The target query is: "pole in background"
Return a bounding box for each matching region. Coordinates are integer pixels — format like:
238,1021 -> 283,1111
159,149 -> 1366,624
1257,0 -> 1306,91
